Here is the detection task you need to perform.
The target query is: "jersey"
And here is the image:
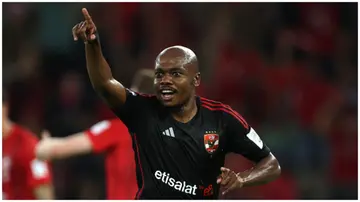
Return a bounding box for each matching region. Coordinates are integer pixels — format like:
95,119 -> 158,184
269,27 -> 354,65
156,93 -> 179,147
113,89 -> 271,199
85,119 -> 137,199
2,124 -> 52,199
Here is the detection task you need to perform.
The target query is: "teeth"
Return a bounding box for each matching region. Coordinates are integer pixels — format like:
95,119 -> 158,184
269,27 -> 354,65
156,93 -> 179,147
162,90 -> 173,94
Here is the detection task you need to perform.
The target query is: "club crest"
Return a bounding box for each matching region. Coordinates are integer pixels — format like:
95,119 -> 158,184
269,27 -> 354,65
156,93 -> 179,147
204,133 -> 219,154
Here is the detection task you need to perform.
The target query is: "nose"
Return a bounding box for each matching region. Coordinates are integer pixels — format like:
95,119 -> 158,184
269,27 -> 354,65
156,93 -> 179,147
160,74 -> 172,85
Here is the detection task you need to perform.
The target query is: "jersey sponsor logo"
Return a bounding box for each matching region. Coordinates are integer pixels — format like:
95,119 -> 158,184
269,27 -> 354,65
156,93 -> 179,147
204,132 -> 219,154
154,170 -> 197,195
162,127 -> 175,137
199,184 -> 214,196
246,127 -> 263,149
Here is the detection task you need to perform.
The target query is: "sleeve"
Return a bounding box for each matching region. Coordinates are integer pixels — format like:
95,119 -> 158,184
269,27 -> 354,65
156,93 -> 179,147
85,119 -> 126,153
24,140 -> 52,189
224,111 -> 271,163
112,88 -> 153,132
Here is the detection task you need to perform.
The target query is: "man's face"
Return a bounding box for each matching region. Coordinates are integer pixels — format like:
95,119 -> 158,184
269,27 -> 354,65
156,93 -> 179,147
154,60 -> 195,107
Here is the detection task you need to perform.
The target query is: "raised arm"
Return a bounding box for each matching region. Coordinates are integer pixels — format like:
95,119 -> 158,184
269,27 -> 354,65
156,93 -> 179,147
72,8 -> 126,109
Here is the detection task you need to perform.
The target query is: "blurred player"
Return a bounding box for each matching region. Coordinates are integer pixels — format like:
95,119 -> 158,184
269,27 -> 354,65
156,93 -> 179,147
35,69 -> 153,199
2,90 -> 54,199
72,8 -> 281,199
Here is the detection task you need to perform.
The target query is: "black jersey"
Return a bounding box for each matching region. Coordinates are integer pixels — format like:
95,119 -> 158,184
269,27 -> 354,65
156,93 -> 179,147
114,89 -> 271,199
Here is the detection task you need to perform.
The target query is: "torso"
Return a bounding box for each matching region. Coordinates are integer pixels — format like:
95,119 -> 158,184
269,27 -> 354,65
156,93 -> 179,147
105,134 -> 137,199
2,125 -> 37,199
131,97 -> 228,199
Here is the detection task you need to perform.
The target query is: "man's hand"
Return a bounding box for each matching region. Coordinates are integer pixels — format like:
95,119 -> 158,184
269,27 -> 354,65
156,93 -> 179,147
217,167 -> 244,195
72,8 -> 97,43
35,130 -> 54,161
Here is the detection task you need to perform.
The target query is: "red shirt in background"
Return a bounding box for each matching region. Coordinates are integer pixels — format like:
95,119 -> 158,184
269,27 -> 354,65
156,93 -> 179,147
2,124 -> 52,199
85,119 -> 137,199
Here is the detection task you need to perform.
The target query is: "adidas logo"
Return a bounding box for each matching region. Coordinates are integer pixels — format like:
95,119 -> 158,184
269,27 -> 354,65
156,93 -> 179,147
162,127 -> 175,137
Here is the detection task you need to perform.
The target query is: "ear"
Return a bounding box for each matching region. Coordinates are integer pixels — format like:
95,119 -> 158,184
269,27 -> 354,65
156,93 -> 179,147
193,72 -> 201,87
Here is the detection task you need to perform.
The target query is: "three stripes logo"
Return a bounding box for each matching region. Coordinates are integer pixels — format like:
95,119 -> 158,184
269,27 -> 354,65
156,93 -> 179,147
162,127 -> 175,137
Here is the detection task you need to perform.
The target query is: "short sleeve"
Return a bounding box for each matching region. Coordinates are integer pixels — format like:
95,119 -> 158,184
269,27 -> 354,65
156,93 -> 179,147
24,140 -> 52,189
86,119 -> 127,153
224,111 -> 270,163
112,88 -> 154,132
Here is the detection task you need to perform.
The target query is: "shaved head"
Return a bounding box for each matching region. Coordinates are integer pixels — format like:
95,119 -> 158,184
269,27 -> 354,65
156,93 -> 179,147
156,45 -> 199,73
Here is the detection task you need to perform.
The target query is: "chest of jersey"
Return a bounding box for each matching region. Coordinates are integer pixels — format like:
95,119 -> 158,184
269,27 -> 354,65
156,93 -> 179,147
149,109 -> 226,159
133,108 -> 228,198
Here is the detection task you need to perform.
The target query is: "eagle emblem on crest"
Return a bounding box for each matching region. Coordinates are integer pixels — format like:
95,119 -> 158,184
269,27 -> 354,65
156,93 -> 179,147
204,132 -> 219,154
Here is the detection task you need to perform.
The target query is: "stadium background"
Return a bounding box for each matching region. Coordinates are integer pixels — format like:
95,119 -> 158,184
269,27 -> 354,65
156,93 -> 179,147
2,2 -> 357,199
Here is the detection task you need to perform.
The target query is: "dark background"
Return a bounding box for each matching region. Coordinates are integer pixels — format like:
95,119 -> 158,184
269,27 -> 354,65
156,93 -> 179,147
2,2 -> 357,199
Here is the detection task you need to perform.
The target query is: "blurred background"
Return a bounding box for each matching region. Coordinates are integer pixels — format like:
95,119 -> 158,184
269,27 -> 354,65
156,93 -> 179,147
2,2 -> 358,199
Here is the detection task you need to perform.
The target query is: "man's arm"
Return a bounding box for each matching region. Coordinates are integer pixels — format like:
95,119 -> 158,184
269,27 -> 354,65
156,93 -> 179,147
227,124 -> 281,185
219,110 -> 281,195
73,8 -> 127,110
237,153 -> 281,187
35,132 -> 92,161
218,154 -> 281,196
36,120 -> 123,161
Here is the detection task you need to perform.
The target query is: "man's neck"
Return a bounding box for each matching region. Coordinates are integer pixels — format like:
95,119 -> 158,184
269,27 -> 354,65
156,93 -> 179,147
171,96 -> 198,123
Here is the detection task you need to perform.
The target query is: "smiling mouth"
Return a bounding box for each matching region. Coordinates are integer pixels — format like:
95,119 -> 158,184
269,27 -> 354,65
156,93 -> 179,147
160,89 -> 176,102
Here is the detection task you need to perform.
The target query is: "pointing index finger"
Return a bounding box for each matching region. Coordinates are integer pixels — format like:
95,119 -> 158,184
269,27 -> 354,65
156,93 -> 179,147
82,8 -> 93,23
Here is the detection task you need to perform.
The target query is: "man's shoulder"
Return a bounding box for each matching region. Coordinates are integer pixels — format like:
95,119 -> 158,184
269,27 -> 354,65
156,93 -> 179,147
13,124 -> 38,143
127,88 -> 160,109
109,118 -> 131,133
199,97 -> 248,127
127,88 -> 156,99
199,97 -> 232,114
126,88 -> 158,105
11,124 -> 38,159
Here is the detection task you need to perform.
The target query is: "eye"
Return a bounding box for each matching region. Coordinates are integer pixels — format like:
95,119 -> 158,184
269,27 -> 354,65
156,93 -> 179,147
155,72 -> 163,78
172,72 -> 181,77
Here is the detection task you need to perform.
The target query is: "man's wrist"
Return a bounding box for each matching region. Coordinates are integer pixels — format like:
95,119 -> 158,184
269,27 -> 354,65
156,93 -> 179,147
41,139 -> 60,160
87,32 -> 100,45
236,172 -> 248,188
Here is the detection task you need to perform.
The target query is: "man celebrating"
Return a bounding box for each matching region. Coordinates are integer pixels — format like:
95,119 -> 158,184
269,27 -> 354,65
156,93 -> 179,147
72,8 -> 281,199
